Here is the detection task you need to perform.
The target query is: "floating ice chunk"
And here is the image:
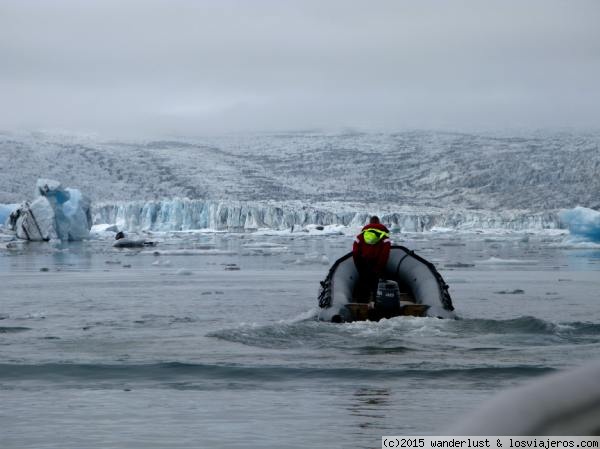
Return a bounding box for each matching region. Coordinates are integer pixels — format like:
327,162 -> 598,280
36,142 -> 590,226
301,224 -> 346,235
560,206 -> 600,242
12,197 -> 57,241
10,179 -> 92,241
91,223 -> 119,233
0,204 -> 18,227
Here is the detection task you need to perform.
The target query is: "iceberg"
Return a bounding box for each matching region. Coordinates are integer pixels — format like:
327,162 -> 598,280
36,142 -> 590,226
9,179 -> 92,241
0,203 -> 18,227
559,206 -> 600,242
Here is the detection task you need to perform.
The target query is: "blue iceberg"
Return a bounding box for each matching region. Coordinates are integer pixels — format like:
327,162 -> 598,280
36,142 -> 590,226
9,179 -> 92,241
559,206 -> 600,242
0,203 -> 18,227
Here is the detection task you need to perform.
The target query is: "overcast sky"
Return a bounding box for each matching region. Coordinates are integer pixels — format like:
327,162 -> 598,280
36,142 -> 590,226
1,0 -> 599,136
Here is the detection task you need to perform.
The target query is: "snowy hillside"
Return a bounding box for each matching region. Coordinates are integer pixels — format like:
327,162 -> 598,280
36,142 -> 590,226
1,130 -> 598,217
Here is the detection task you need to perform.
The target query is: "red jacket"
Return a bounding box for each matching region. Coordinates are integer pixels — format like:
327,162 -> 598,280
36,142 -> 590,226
352,222 -> 391,275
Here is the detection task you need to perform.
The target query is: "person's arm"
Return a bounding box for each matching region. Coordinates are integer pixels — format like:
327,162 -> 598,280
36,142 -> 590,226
374,238 -> 391,274
352,237 -> 363,271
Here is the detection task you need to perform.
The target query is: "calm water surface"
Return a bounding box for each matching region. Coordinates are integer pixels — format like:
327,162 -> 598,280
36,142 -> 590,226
1,232 -> 599,448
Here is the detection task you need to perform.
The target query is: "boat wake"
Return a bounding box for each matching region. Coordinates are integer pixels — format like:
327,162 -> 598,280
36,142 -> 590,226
207,315 -> 600,349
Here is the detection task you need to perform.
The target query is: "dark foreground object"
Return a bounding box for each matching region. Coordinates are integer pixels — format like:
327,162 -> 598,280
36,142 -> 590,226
318,246 -> 456,322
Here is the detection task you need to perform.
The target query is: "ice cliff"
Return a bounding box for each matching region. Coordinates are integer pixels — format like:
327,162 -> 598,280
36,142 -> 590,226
93,199 -> 562,232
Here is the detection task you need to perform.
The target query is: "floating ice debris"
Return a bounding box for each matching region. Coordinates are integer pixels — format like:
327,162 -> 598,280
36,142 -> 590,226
444,262 -> 475,268
552,240 -> 600,249
15,311 -> 47,321
241,242 -> 289,255
242,242 -> 287,249
480,257 -> 537,265
91,223 -> 119,234
8,179 -> 92,241
144,249 -> 236,256
560,206 -> 600,242
292,253 -> 330,265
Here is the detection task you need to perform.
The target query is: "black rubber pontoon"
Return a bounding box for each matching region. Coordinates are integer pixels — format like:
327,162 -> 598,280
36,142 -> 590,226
318,246 -> 456,322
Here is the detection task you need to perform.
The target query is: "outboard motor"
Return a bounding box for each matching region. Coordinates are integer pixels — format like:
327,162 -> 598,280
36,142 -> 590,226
375,280 -> 401,318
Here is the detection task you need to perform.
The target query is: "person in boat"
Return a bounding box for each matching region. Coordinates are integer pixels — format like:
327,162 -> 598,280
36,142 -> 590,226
352,216 -> 391,302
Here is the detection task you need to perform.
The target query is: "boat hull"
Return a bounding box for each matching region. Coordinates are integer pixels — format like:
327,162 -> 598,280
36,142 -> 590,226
318,246 -> 456,322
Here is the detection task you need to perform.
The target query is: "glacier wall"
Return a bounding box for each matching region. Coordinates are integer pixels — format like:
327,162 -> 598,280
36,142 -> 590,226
2,131 -> 600,212
93,198 -> 564,233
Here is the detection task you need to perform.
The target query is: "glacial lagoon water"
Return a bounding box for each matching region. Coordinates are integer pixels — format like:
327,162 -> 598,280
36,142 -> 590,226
1,231 -> 599,448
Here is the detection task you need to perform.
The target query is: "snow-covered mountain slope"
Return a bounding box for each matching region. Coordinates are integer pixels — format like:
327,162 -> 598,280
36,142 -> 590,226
1,130 -> 598,212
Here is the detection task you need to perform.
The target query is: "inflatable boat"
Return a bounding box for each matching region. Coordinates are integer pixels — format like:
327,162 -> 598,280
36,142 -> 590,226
318,246 -> 456,322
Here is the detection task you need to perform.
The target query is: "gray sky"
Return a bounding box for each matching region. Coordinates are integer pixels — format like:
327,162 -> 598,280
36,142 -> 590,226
1,0 -> 599,136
